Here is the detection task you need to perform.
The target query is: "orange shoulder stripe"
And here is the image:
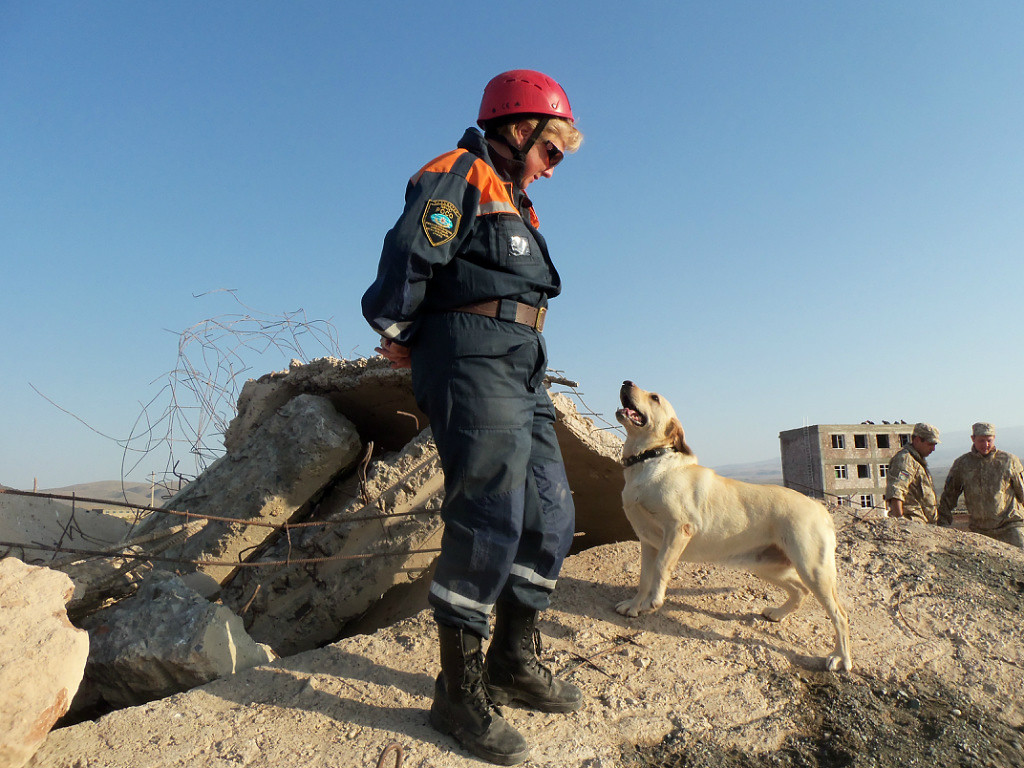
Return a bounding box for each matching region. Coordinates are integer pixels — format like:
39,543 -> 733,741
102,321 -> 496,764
410,148 -> 467,185
465,158 -> 518,217
410,150 -> 530,221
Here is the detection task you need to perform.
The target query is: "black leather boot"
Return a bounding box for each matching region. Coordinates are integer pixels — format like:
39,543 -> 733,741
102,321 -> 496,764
484,601 -> 583,713
429,623 -> 529,765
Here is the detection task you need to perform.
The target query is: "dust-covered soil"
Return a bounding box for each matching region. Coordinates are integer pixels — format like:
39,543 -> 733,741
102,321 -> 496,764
29,509 -> 1024,768
621,670 -> 1022,768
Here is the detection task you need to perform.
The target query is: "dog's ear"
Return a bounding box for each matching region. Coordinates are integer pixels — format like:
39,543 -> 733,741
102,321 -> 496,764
666,417 -> 693,455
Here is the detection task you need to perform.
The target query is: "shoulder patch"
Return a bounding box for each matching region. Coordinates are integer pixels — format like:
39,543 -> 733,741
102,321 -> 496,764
422,200 -> 461,247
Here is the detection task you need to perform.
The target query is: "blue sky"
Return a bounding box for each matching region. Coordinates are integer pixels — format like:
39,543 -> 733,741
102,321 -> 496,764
2,1 -> 1023,488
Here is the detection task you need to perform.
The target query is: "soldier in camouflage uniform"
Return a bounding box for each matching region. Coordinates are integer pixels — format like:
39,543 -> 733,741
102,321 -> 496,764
937,422 -> 1024,548
884,423 -> 940,523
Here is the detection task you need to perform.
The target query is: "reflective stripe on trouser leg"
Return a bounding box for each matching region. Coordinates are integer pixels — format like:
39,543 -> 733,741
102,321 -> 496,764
501,392 -> 575,611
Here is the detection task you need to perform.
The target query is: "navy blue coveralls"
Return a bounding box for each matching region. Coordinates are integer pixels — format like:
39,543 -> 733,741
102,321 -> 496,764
361,128 -> 576,638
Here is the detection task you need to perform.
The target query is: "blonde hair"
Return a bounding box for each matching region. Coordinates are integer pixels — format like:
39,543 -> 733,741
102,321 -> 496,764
494,117 -> 583,153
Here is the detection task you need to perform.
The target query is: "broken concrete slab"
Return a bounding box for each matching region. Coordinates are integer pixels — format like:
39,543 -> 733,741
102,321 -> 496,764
0,558 -> 88,768
221,428 -> 445,656
134,393 -> 363,584
79,573 -> 275,709
549,392 -> 633,549
55,519 -> 208,621
224,357 -> 426,455
221,357 -> 632,552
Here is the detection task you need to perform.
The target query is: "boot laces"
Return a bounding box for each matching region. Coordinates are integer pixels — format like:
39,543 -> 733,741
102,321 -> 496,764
524,628 -> 554,683
463,646 -> 503,715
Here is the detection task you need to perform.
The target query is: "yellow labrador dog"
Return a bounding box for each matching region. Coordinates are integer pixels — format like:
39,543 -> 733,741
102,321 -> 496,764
615,381 -> 852,672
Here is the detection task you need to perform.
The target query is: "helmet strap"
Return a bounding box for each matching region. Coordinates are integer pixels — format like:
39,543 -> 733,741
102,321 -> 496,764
485,116 -> 550,189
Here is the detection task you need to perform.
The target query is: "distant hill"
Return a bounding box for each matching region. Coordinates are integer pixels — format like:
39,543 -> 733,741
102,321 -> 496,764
35,480 -> 158,510
713,458 -> 783,485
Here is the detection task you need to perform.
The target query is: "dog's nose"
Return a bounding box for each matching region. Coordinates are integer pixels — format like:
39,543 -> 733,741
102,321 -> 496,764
622,380 -> 633,387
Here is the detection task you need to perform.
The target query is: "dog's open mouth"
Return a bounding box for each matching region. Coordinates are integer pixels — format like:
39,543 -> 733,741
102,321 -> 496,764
617,407 -> 646,427
617,388 -> 647,427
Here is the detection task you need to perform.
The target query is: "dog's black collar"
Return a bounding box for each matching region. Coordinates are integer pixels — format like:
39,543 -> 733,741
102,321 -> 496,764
622,447 -> 678,467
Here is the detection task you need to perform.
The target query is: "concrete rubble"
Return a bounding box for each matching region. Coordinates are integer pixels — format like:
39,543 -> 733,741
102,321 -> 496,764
220,426 -> 446,656
0,558 -> 89,768
78,572 -> 276,709
0,356 -> 632,766
132,391 -> 365,586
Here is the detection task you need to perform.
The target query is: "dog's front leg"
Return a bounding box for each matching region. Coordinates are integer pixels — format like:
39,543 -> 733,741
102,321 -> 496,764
616,525 -> 692,617
642,524 -> 692,613
616,539 -> 659,617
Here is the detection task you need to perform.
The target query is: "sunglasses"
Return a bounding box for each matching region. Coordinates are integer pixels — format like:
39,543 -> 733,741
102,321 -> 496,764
542,140 -> 564,168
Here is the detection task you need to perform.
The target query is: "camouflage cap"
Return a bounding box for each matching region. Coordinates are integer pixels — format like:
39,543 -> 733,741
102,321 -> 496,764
972,422 -> 996,437
912,423 -> 940,443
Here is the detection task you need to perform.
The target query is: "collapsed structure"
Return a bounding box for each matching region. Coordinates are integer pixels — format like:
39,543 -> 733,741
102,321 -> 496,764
133,357 -> 629,653
1,357 -> 631,766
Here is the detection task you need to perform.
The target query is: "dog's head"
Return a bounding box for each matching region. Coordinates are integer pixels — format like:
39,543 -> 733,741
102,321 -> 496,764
616,381 -> 693,458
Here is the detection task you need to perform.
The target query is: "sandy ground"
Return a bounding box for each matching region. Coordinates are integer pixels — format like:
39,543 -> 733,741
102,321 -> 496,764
25,509 -> 1024,768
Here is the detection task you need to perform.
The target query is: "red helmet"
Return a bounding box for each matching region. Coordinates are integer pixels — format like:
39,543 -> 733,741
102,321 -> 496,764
477,69 -> 574,127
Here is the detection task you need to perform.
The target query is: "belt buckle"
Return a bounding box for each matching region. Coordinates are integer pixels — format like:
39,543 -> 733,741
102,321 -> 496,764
534,306 -> 546,332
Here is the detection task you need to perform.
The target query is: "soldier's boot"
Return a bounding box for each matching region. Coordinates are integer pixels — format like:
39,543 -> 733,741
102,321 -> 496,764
484,600 -> 583,713
429,623 -> 529,766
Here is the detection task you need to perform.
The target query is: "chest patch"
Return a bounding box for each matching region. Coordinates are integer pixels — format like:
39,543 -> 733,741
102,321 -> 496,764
422,200 -> 461,247
509,234 -> 531,259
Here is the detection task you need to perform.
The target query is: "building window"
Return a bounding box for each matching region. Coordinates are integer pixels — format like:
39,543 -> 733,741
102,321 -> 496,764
899,434 -> 911,446
876,434 -> 890,449
879,464 -> 888,479
831,434 -> 845,449
834,465 -> 848,479
854,434 -> 868,449
860,495 -> 873,508
857,464 -> 871,479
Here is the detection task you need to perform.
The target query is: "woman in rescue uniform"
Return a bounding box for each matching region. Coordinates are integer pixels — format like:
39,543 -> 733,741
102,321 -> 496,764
361,70 -> 583,765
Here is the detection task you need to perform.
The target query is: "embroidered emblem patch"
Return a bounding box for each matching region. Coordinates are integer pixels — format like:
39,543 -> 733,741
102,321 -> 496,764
422,200 -> 461,247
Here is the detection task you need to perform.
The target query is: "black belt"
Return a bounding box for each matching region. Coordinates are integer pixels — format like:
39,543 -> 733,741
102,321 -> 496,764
453,300 -> 547,332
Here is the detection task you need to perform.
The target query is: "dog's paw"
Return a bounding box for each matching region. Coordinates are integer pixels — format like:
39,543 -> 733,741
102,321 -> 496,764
617,595 -> 663,616
615,599 -> 641,618
825,653 -> 853,673
762,606 -> 787,623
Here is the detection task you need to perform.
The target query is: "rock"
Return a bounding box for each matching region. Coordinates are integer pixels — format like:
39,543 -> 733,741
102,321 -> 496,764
0,558 -> 88,768
133,393 -> 364,584
80,573 -> 275,708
